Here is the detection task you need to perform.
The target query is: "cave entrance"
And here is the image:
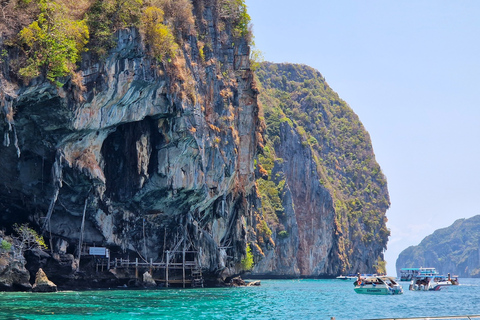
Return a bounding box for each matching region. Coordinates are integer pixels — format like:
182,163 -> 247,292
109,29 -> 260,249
101,117 -> 162,202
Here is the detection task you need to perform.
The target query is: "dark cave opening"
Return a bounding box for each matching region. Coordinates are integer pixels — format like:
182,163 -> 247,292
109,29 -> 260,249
101,117 -> 162,202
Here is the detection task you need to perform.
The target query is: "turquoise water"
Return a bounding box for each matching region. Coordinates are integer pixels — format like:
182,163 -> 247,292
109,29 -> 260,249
1,279 -> 479,319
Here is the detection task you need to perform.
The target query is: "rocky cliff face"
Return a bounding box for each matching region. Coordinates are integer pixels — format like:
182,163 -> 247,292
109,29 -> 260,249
396,215 -> 480,278
0,0 -> 260,285
0,2 -> 392,288
252,120 -> 336,276
251,63 -> 390,276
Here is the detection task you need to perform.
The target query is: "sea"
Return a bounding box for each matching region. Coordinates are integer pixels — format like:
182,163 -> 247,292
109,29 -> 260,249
1,278 -> 479,320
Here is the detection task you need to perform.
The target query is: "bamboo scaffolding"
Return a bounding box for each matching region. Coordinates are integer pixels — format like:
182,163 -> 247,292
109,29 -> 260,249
108,250 -> 202,287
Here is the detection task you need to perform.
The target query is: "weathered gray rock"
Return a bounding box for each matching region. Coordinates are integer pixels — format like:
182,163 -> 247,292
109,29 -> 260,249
0,253 -> 31,291
251,63 -> 390,277
229,276 -> 246,287
0,3 -> 389,286
246,280 -> 261,286
0,2 -> 260,288
32,268 -> 57,292
251,122 -> 336,276
25,249 -> 77,286
142,271 -> 156,287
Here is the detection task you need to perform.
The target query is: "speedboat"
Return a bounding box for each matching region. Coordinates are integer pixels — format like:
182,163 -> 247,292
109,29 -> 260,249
448,273 -> 460,285
338,273 -> 376,280
409,271 -> 458,291
354,276 -> 403,295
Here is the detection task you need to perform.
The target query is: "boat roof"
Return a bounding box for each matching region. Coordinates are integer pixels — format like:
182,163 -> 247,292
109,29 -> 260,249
418,270 -> 439,274
364,276 -> 397,282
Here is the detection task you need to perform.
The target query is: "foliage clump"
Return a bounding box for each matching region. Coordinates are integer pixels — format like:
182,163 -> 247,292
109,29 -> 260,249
218,0 -> 252,40
17,0 -> 89,84
86,0 -> 143,57
13,223 -> 48,252
85,0 -> 194,59
240,244 -> 254,271
277,230 -> 289,239
141,6 -> 178,62
0,239 -> 12,252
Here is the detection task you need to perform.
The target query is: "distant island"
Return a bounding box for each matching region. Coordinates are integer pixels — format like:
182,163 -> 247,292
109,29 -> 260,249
396,215 -> 480,277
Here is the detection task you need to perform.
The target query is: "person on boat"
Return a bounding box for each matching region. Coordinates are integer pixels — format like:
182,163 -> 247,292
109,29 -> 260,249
354,273 -> 363,286
448,273 -> 457,285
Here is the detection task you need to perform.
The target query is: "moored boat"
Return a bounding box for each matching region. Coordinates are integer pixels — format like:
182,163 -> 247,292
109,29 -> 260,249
409,271 -> 458,291
354,275 -> 403,295
399,267 -> 437,281
447,273 -> 460,285
337,273 -> 377,280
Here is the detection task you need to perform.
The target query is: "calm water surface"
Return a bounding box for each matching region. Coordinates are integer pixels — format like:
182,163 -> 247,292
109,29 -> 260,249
1,278 -> 479,319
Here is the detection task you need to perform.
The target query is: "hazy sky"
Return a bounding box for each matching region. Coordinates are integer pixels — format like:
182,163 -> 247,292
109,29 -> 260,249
245,0 -> 480,275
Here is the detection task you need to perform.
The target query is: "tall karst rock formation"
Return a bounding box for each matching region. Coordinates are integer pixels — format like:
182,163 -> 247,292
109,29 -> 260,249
0,0 -> 260,285
0,1 -> 390,289
250,63 -> 390,277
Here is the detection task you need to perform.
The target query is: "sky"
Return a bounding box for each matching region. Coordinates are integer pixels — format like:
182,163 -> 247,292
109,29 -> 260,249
245,0 -> 480,275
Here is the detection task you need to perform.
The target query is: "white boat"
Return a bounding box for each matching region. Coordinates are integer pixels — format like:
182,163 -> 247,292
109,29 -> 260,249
337,273 -> 377,280
409,273 -> 458,291
354,276 -> 403,295
399,267 -> 436,281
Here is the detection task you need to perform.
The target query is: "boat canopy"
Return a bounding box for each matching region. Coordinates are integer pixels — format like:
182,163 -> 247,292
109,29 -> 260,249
401,267 -> 436,271
363,276 -> 397,282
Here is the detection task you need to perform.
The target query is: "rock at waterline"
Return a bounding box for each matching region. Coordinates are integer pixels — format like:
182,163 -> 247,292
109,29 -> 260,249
230,276 -> 246,287
32,268 -> 57,292
0,254 -> 32,291
229,276 -> 261,287
142,271 -> 157,287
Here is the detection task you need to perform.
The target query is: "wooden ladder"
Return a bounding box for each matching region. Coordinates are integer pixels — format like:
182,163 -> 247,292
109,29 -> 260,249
191,268 -> 204,288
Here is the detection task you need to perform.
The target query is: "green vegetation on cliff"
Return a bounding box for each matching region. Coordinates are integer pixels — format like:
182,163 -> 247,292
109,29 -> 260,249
1,0 -> 251,84
17,0 -> 89,83
255,62 -> 390,273
396,215 -> 480,277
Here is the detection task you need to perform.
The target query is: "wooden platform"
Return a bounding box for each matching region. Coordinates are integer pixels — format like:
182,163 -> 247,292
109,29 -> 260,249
104,250 -> 204,288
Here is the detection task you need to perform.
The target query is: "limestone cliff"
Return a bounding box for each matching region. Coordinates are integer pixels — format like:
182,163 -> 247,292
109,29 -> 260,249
251,63 -> 390,276
0,0 -> 260,286
396,215 -> 480,278
0,1 -> 392,288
